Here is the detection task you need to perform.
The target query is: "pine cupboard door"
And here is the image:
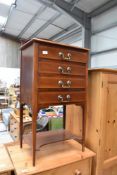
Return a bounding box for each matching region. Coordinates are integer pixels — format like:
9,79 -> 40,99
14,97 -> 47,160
104,166 -> 117,175
103,76 -> 117,172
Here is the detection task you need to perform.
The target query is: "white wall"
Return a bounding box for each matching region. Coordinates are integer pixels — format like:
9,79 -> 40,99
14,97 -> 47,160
91,6 -> 117,68
91,27 -> 117,52
0,67 -> 20,87
92,51 -> 117,68
0,36 -> 20,68
92,6 -> 117,34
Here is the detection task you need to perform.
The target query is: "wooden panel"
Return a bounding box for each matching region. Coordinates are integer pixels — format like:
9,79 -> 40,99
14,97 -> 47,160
7,140 -> 95,175
39,159 -> 91,175
20,45 -> 34,105
39,45 -> 87,63
103,155 -> 117,170
38,91 -> 86,105
0,145 -> 14,174
104,83 -> 117,160
108,73 -> 117,82
0,173 -> 11,175
66,105 -> 82,137
38,76 -> 86,89
104,165 -> 117,175
39,60 -> 86,76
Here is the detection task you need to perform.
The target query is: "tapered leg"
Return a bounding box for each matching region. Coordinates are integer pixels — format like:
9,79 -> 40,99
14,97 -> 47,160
82,104 -> 86,152
32,110 -> 37,166
20,103 -> 24,148
63,105 -> 66,129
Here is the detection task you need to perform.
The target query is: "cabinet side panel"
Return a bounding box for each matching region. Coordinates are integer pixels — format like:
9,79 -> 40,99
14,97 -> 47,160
86,71 -> 103,175
20,45 -> 34,105
86,72 -> 102,151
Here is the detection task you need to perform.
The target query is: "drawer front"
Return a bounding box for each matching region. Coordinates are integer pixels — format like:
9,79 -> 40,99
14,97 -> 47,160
39,159 -> 91,175
10,122 -> 18,129
38,91 -> 86,105
39,60 -> 86,76
10,129 -> 19,140
0,173 -> 11,175
38,77 -> 86,89
39,45 -> 87,63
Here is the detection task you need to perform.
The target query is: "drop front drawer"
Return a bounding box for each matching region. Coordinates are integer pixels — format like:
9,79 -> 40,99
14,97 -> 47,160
39,60 -> 86,76
38,76 -> 86,89
39,45 -> 87,63
38,91 -> 86,105
39,159 -> 91,175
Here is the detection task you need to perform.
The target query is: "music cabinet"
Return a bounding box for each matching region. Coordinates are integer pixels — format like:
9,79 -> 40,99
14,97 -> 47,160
20,38 -> 89,166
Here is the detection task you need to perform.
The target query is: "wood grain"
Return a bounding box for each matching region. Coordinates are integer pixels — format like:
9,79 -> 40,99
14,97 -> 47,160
20,39 -> 89,165
7,140 -> 95,175
0,145 -> 14,174
39,45 -> 87,63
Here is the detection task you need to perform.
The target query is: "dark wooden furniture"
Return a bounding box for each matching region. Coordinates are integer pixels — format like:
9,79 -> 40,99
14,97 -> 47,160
20,38 -> 89,166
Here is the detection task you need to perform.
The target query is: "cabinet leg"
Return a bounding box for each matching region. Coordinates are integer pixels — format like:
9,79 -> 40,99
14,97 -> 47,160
32,112 -> 37,166
20,103 -> 24,148
63,105 -> 66,129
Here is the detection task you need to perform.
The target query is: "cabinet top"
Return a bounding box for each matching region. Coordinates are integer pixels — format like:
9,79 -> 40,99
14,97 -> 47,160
7,139 -> 95,174
21,38 -> 89,51
89,68 -> 117,73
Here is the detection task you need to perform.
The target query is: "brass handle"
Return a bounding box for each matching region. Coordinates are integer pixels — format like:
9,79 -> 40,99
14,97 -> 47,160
58,66 -> 64,73
59,52 -> 71,61
58,80 -> 64,87
74,170 -> 81,175
58,66 -> 72,74
58,95 -> 63,102
67,66 -> 72,73
58,95 -> 71,102
59,51 -> 64,57
67,53 -> 71,60
58,80 -> 71,88
67,80 -> 72,86
66,94 -> 71,101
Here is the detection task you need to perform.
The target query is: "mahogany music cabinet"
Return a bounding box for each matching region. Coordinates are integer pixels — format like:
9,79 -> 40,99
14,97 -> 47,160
20,38 -> 89,166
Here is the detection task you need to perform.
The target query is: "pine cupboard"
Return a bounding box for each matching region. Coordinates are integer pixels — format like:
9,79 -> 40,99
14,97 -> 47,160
66,69 -> 117,175
87,69 -> 117,175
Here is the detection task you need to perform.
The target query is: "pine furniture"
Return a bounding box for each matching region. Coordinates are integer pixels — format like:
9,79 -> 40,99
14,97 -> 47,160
66,69 -> 117,175
7,139 -> 95,175
87,69 -> 117,175
10,111 -> 32,140
0,145 -> 14,175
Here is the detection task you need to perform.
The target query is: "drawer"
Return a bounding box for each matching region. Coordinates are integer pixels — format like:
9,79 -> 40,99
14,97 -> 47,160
10,128 -> 18,134
38,76 -> 86,89
39,60 -> 86,76
10,122 -> 18,129
0,173 -> 11,175
39,159 -> 91,175
39,45 -> 87,63
38,91 -> 86,105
